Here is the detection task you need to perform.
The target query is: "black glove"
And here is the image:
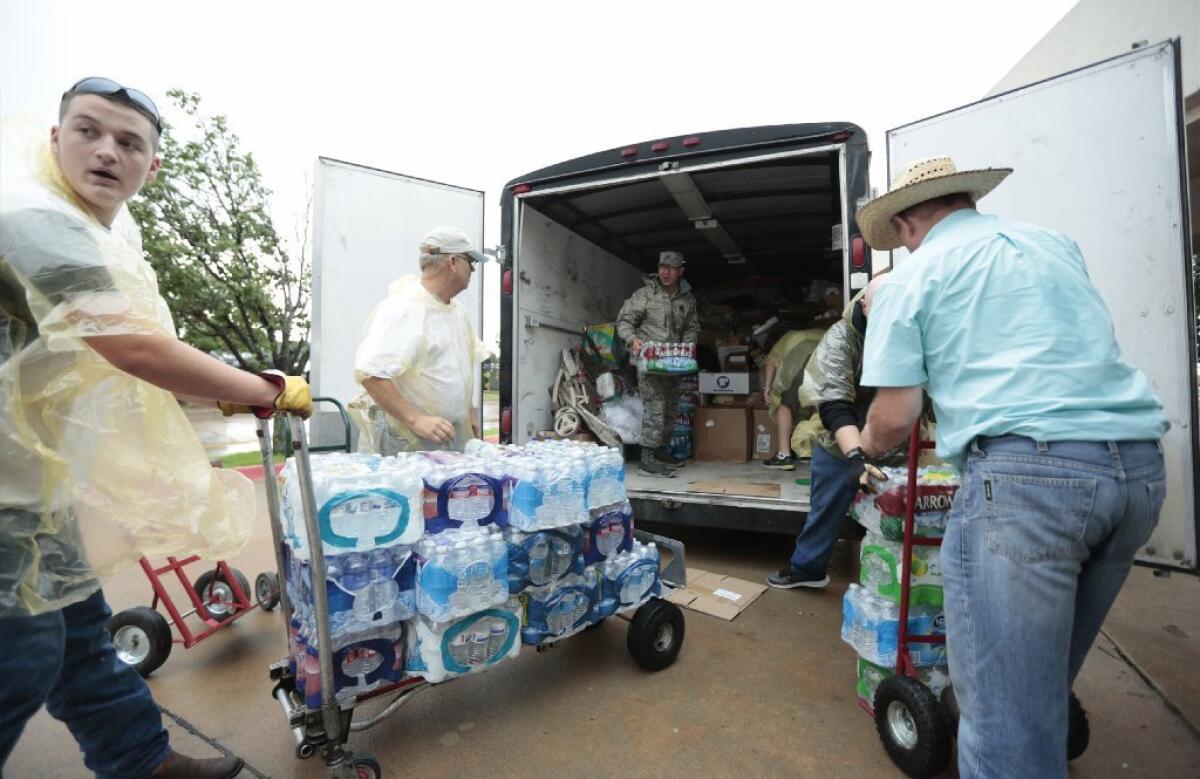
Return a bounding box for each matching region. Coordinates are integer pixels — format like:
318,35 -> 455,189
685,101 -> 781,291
845,448 -> 888,493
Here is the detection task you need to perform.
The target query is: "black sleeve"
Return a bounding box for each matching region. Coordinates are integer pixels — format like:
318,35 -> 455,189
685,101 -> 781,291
818,399 -> 858,435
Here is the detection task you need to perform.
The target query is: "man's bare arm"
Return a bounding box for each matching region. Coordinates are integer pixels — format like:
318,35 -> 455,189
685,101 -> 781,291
860,386 -> 924,457
84,333 -> 279,406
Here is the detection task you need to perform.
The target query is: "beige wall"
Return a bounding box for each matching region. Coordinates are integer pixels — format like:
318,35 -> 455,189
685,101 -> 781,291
991,0 -> 1198,253
989,0 -> 1198,99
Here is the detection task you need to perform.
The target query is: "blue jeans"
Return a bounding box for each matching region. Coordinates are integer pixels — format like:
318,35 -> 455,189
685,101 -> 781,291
0,588 -> 170,778
943,436 -> 1164,778
790,445 -> 858,578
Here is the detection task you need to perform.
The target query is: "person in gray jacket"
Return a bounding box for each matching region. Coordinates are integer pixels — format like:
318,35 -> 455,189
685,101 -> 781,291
616,250 -> 699,477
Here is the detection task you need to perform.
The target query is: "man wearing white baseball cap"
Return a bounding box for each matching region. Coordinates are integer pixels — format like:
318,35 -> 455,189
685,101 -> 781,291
351,226 -> 489,453
855,157 -> 1167,777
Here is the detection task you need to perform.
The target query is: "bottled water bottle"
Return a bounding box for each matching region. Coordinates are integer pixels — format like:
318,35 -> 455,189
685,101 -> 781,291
528,537 -> 549,584
486,620 -> 508,661
416,528 -> 508,622
469,630 -> 489,665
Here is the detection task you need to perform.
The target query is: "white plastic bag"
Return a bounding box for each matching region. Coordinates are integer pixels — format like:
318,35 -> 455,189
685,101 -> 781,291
601,395 -> 644,444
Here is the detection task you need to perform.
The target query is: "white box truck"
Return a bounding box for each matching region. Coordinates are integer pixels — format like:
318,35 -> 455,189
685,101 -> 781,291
313,41 -> 1197,571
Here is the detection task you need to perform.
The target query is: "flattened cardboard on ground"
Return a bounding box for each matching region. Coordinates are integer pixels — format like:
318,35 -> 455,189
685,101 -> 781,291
667,567 -> 767,620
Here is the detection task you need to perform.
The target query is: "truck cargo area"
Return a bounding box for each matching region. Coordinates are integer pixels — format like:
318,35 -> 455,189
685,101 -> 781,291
508,136 -> 866,526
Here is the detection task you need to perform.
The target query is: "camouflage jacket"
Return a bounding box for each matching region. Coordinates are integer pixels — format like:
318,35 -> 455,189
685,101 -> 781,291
615,276 -> 700,347
798,293 -> 907,463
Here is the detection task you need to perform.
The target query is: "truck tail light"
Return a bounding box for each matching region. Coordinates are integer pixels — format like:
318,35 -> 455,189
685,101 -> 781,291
682,136 -> 701,148
502,269 -> 514,295
621,147 -> 637,158
511,183 -> 532,194
650,142 -> 669,153
851,236 -> 867,269
501,408 -> 512,435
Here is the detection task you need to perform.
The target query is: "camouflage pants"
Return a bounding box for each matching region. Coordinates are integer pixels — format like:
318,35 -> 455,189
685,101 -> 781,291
639,373 -> 680,449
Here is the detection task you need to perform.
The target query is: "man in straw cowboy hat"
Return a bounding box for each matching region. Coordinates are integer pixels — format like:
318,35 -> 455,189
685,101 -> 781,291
854,157 -> 1168,776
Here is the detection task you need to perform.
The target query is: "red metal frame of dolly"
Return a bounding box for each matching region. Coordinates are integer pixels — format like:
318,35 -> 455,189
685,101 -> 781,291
858,422 -> 947,716
138,555 -> 254,648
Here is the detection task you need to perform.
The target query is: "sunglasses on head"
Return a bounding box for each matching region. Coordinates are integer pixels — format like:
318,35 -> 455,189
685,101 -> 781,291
64,77 -> 162,134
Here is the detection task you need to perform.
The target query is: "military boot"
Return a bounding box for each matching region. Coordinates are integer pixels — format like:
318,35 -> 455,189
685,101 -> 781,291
638,449 -> 676,478
653,446 -> 686,469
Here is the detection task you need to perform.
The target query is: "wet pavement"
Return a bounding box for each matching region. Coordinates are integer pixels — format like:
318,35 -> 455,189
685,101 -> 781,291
8,483 -> 1200,778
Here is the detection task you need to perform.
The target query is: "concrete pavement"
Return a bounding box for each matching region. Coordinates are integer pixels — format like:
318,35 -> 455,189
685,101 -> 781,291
8,484 -> 1200,777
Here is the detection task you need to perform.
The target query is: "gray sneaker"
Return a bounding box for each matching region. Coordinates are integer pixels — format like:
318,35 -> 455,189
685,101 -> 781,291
638,453 -> 676,478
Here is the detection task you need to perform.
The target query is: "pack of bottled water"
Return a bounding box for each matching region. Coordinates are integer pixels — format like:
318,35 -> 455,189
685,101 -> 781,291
505,525 -> 584,594
596,541 -> 661,618
405,598 -> 523,684
279,452 -> 425,559
415,451 -> 507,534
841,583 -> 947,668
638,341 -> 699,375
859,532 -> 944,608
285,545 -> 418,637
856,657 -> 950,709
582,502 -> 634,564
585,446 -> 627,511
850,465 -> 959,543
414,527 -> 509,622
520,569 -> 601,645
462,437 -> 627,530
293,620 -> 406,710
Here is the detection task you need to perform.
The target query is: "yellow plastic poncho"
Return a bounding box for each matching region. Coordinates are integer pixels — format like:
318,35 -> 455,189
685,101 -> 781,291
766,328 -> 824,421
350,274 -> 487,454
0,121 -> 255,616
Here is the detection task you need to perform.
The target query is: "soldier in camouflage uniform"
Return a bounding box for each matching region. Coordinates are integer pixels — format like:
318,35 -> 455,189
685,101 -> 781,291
768,276 -> 904,588
616,250 -> 700,477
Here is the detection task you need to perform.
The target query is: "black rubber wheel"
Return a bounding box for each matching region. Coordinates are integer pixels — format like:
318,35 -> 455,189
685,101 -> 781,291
352,755 -> 381,779
626,599 -> 685,671
193,567 -> 251,622
873,675 -> 953,779
108,606 -> 173,677
255,571 -> 281,611
1067,691 -> 1090,761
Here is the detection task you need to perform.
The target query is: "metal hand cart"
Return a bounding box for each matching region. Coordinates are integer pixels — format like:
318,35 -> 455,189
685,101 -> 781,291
259,410 -> 688,779
864,423 -> 1090,778
105,398 -> 357,677
107,554 -> 279,678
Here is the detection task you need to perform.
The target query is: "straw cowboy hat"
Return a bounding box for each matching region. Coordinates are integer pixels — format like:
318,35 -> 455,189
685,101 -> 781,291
856,157 -> 1012,250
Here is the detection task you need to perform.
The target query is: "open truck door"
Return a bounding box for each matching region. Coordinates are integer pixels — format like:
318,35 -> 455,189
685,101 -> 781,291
310,157 -> 486,443
886,40 -> 1198,571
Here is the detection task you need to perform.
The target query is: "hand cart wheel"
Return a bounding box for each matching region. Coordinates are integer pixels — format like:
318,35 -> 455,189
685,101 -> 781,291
351,755 -> 381,778
626,599 -> 685,671
193,567 -> 251,622
108,606 -> 173,677
1067,691 -> 1090,760
942,685 -> 1090,762
255,571 -> 281,611
873,674 -> 952,779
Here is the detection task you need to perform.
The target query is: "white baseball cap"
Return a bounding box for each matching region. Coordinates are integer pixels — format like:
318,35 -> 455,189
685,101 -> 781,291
420,226 -> 489,265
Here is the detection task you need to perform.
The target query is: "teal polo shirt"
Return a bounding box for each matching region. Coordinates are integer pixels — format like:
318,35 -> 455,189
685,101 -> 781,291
861,209 -> 1168,462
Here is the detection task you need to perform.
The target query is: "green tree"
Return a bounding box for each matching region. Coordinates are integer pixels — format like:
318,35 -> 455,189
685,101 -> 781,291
129,90 -> 310,375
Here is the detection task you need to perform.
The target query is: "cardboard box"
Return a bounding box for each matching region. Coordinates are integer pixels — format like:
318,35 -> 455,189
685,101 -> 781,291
716,345 -> 749,369
723,353 -> 751,372
751,409 -> 777,460
693,407 -> 750,462
699,371 -> 750,395
666,567 -> 767,621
